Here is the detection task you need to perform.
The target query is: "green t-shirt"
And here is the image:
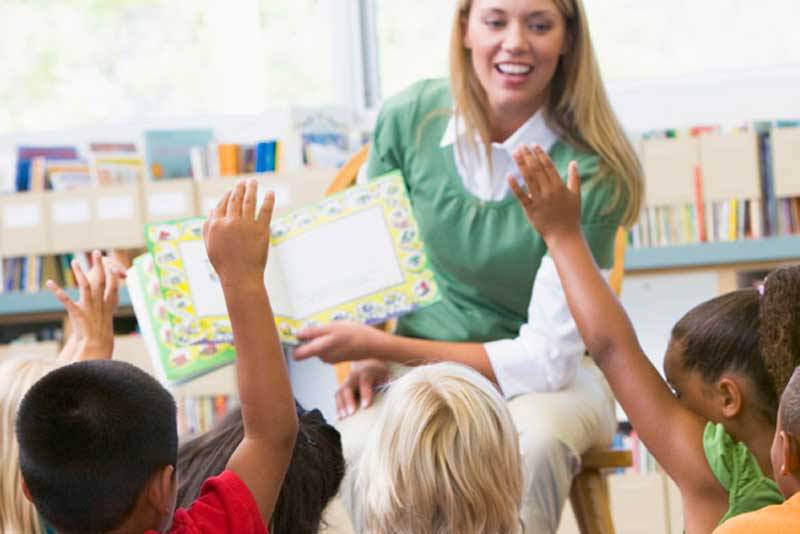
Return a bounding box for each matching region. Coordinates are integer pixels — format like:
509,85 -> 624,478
368,78 -> 625,343
703,422 -> 784,525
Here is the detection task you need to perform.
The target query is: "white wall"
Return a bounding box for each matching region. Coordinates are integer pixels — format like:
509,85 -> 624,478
608,64 -> 800,132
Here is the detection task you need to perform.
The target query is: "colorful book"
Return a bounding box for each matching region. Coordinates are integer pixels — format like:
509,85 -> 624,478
15,146 -> 79,191
255,141 -> 280,172
144,129 -> 214,180
127,252 -> 236,385
88,143 -> 145,186
141,171 -> 439,359
217,144 -> 239,177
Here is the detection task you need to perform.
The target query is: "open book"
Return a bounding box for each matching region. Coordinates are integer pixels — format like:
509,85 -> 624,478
129,171 -> 440,384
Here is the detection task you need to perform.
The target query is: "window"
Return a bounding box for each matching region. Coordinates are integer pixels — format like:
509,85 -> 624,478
585,0 -> 800,83
370,0 -> 800,101
0,0 -> 335,135
374,0 -> 455,101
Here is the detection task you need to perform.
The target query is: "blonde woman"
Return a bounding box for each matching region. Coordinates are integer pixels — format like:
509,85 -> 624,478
358,363 -> 522,534
295,0 -> 642,531
0,252 -> 121,533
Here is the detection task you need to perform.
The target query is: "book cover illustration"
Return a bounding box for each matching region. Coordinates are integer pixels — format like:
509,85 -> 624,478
127,252 -> 236,385
145,171 -> 439,345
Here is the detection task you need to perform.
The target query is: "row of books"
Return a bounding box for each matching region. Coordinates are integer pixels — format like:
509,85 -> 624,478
189,140 -> 281,181
12,131 -> 282,190
0,252 -> 93,293
175,394 -> 238,437
17,143 -> 145,191
629,121 -> 800,249
613,428 -> 659,475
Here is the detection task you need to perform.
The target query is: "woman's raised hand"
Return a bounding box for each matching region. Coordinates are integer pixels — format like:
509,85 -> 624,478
509,144 -> 582,245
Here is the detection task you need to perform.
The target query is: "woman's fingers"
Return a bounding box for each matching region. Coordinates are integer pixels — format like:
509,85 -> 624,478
567,160 -> 582,194
358,374 -> 375,409
524,144 -> 556,194
337,383 -> 358,419
532,144 -> 564,190
513,146 -> 541,198
335,389 -> 348,419
508,174 -> 531,208
293,334 -> 335,361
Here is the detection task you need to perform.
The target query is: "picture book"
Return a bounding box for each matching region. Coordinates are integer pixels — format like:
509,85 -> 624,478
144,171 -> 439,350
144,129 -> 214,180
127,252 -> 236,385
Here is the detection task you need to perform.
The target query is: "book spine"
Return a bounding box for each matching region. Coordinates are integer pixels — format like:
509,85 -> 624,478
190,147 -> 207,181
207,142 -> 219,178
218,144 -> 239,177
727,199 -> 737,241
255,142 -> 268,173
693,164 -> 707,242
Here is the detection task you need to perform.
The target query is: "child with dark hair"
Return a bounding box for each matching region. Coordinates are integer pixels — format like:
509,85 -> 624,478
1,251 -> 123,534
715,364 -> 800,533
16,179 -> 297,534
177,403 -> 344,534
508,145 -> 796,533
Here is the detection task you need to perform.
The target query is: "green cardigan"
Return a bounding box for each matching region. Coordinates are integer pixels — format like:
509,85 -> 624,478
367,78 -> 625,343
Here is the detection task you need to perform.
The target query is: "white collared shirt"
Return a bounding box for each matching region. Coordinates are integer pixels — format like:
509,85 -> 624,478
439,110 -> 609,398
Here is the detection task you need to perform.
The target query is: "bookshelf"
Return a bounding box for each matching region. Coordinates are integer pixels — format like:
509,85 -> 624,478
0,287 -> 132,324
626,235 -> 800,272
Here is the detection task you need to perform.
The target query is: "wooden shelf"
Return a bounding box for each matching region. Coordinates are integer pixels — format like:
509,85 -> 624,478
626,235 -> 800,271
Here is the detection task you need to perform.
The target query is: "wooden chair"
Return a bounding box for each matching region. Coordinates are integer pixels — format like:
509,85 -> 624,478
327,146 -> 633,534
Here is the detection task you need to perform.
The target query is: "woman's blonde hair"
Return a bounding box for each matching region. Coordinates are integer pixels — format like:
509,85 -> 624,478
450,0 -> 643,226
0,354 -> 63,534
358,363 -> 522,534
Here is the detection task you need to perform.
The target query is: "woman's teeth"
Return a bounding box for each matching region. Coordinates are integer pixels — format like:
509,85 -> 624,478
497,63 -> 532,75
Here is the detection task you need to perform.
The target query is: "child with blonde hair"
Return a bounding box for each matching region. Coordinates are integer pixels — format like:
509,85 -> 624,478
0,251 -> 122,533
508,145 -> 799,532
358,362 -> 523,534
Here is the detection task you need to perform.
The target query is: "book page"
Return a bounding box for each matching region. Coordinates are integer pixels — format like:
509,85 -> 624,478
177,239 -> 292,317
277,205 -> 403,319
265,252 -> 292,317
178,240 -> 228,317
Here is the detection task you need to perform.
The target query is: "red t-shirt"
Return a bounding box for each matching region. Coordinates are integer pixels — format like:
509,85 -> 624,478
148,470 -> 269,534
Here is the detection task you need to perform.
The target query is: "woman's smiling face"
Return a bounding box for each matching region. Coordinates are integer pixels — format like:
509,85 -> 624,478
463,0 -> 568,124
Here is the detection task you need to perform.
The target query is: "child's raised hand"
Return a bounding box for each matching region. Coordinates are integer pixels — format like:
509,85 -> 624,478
47,250 -> 120,361
203,179 -> 275,289
509,144 -> 582,244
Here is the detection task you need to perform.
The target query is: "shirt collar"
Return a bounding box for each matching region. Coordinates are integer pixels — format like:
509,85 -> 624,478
439,108 -> 558,153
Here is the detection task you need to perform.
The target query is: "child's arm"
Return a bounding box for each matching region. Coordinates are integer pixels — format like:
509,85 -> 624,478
48,250 -> 122,362
509,145 -> 715,492
204,179 -> 298,524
